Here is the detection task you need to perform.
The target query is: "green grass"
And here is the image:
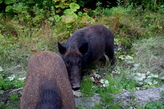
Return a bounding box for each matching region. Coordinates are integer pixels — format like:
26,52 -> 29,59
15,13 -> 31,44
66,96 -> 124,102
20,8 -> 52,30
80,77 -> 94,96
136,100 -> 164,109
0,70 -> 25,90
10,94 -> 19,102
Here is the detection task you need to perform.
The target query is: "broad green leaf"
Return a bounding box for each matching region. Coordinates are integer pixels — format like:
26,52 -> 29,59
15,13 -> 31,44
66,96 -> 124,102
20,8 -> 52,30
72,13 -> 78,19
61,14 -> 75,23
53,0 -> 65,2
78,16 -> 88,23
70,3 -> 80,11
64,9 -> 74,15
0,0 -> 3,4
5,6 -> 13,12
78,11 -> 83,16
0,78 -> 4,87
54,15 -> 61,22
48,17 -> 54,22
4,0 -> 16,4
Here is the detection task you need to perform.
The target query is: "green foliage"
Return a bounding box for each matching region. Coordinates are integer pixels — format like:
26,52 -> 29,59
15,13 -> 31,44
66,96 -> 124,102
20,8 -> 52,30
61,3 -> 80,23
77,0 -> 90,7
4,0 -> 16,4
137,100 -> 164,109
0,35 -> 27,67
132,36 -> 164,78
0,68 -> 24,90
105,76 -> 122,94
0,78 -> 4,88
0,94 -> 20,109
9,94 -> 18,102
81,77 -> 94,96
127,0 -> 164,11
76,105 -> 85,109
70,2 -> 80,11
53,0 -> 77,13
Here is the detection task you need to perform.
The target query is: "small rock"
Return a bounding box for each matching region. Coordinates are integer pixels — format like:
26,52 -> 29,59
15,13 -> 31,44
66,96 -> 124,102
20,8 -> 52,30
75,93 -> 101,108
73,90 -> 82,97
115,85 -> 164,107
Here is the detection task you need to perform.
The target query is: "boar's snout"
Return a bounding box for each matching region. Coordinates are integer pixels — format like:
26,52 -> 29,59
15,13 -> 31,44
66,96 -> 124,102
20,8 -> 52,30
71,76 -> 81,90
69,67 -> 81,90
72,82 -> 80,90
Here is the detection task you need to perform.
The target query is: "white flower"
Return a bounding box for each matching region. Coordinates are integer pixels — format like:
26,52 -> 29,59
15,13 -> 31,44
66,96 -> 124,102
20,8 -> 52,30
134,73 -> 146,81
143,85 -> 149,88
147,76 -> 152,79
100,79 -> 109,87
144,78 -> 152,83
112,70 -> 120,74
18,77 -> 26,81
147,73 -> 159,79
93,73 -> 101,78
147,81 -> 152,85
150,74 -> 159,78
138,81 -> 144,85
103,84 -> 106,87
153,80 -> 158,84
133,63 -> 140,68
160,76 -> 164,80
0,67 -> 3,72
105,80 -> 109,85
125,55 -> 134,63
90,76 -> 94,82
136,87 -> 140,90
119,55 -> 134,63
8,75 -> 15,81
118,55 -> 125,60
127,61 -> 134,64
146,71 -> 151,75
125,55 -> 133,60
100,79 -> 104,84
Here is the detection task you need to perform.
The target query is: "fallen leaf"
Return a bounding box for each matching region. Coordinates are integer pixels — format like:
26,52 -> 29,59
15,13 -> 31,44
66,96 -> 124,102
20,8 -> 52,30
91,76 -> 103,85
31,49 -> 38,54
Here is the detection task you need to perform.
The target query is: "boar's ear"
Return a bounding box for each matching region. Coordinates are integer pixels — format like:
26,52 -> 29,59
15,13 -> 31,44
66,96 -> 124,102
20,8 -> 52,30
58,42 -> 66,55
79,43 -> 88,55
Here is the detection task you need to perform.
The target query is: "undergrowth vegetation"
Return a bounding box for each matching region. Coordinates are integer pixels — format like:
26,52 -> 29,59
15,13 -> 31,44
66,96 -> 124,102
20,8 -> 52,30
0,0 -> 164,108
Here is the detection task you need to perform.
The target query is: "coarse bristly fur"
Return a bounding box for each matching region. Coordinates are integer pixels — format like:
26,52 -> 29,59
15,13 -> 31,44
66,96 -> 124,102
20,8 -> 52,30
58,25 -> 115,89
20,51 -> 76,109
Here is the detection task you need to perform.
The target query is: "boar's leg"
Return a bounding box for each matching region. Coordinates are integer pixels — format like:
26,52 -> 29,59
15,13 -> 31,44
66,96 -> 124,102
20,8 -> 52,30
99,55 -> 106,65
105,46 -> 115,65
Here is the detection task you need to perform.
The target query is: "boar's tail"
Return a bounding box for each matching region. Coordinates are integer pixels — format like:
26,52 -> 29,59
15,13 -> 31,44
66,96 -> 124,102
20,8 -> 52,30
36,80 -> 61,109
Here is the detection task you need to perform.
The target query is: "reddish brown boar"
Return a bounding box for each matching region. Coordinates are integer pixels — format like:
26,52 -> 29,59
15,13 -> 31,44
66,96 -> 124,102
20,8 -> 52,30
20,51 -> 76,109
58,24 -> 115,89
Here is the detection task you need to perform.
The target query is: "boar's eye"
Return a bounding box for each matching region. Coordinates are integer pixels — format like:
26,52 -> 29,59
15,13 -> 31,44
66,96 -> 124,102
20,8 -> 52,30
66,61 -> 72,66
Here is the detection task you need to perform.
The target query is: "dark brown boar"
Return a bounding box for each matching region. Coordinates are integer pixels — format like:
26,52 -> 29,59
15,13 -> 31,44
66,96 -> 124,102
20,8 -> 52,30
58,24 -> 115,89
20,51 -> 76,109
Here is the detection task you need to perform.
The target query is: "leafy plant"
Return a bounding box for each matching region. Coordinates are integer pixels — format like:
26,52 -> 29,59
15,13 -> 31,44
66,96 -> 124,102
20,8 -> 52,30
140,100 -> 164,109
61,3 -> 80,23
1,0 -> 16,5
80,77 -> 94,96
53,0 -> 77,13
127,0 -> 163,11
9,94 -> 18,102
0,67 -> 25,90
